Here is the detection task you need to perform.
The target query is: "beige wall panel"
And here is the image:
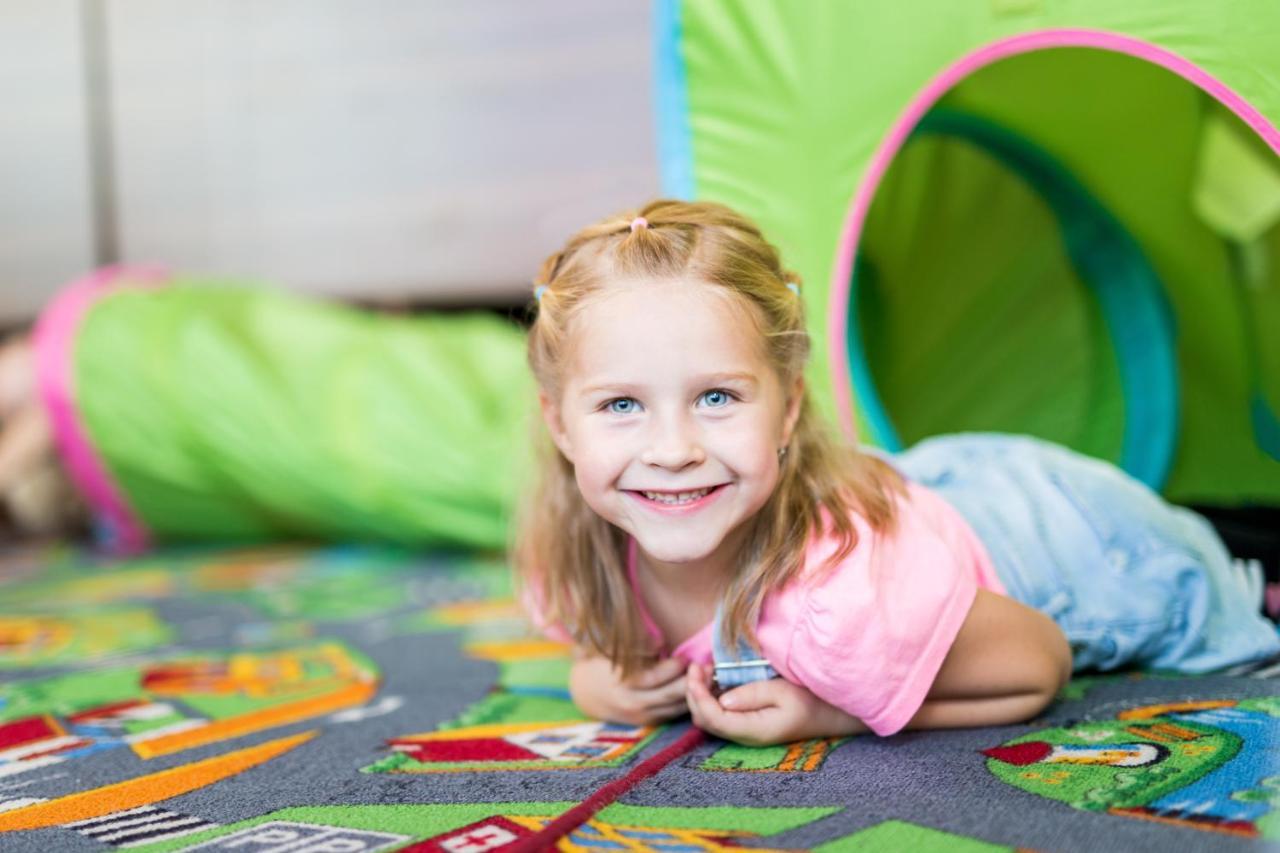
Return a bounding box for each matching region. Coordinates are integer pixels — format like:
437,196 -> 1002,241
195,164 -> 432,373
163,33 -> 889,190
107,0 -> 660,304
0,0 -> 96,325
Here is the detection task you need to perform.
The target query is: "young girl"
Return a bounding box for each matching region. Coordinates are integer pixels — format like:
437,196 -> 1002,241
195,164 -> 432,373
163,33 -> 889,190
516,199 -> 1280,747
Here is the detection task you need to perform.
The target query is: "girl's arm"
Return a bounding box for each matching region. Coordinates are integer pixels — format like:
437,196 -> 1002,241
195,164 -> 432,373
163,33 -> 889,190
687,589 -> 1072,744
906,588 -> 1072,730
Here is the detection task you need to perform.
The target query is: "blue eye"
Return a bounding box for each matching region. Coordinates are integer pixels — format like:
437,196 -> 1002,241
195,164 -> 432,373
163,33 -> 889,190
607,397 -> 639,414
700,389 -> 733,408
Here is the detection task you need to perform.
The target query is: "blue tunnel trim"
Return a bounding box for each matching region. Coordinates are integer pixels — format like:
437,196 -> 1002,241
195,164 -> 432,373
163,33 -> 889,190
653,0 -> 694,200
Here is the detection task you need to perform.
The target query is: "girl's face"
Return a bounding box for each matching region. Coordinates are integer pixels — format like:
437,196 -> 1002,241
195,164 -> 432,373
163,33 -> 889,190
542,278 -> 802,572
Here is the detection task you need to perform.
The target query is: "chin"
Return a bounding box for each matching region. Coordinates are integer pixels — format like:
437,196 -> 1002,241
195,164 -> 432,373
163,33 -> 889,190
631,533 -> 724,565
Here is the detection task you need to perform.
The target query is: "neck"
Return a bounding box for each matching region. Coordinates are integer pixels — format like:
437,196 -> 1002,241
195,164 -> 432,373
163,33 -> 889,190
634,524 -> 750,602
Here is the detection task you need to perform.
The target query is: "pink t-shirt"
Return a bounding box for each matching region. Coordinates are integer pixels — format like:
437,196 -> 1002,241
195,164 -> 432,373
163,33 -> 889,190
524,480 -> 1005,737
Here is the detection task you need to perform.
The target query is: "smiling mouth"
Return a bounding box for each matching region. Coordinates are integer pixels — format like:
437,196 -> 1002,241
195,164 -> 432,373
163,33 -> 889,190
629,485 -> 725,506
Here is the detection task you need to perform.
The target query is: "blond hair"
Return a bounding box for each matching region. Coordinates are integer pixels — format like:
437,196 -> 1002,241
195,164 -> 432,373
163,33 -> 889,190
516,199 -> 904,677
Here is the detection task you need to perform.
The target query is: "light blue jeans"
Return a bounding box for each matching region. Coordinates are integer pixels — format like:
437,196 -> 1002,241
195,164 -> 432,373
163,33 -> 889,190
709,603 -> 778,695
892,433 -> 1280,673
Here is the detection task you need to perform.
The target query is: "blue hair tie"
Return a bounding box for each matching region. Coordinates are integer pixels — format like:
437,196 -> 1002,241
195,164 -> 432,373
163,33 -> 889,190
534,284 -> 548,302
785,282 -> 800,297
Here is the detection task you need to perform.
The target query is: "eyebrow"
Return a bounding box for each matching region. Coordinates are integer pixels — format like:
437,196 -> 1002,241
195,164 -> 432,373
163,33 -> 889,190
579,372 -> 759,396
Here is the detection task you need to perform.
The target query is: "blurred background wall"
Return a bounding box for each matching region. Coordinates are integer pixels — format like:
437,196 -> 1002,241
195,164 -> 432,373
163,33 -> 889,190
0,0 -> 659,326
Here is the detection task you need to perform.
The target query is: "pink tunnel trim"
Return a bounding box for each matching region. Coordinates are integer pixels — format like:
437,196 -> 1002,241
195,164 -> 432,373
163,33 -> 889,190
32,264 -> 169,555
827,28 -> 1280,441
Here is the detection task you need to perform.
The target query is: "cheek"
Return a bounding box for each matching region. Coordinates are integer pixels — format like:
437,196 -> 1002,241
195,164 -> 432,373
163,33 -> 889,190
571,439 -> 630,491
570,460 -> 613,520
716,417 -> 783,476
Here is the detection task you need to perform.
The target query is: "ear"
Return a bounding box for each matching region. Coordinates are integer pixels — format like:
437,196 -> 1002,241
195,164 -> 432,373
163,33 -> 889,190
780,374 -> 804,448
539,390 -> 574,462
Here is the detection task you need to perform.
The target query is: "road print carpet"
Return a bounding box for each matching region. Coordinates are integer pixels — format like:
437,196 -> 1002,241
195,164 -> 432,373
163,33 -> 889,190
1,542 -> 1277,852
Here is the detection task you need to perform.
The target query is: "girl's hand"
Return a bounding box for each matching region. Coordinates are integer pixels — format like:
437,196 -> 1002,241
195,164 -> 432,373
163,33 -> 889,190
685,662 -> 866,746
568,653 -> 689,726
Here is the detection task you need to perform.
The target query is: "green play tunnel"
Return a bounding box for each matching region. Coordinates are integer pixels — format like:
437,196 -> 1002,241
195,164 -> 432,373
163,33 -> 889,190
656,2 -> 1280,506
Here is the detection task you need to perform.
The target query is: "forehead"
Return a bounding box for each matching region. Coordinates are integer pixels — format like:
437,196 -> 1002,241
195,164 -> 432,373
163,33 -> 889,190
567,278 -> 768,385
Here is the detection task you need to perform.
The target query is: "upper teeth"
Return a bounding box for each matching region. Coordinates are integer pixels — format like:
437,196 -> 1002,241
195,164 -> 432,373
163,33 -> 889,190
642,488 -> 711,505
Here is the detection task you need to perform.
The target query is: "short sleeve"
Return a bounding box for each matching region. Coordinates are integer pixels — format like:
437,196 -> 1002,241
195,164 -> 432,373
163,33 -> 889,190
779,493 -> 980,736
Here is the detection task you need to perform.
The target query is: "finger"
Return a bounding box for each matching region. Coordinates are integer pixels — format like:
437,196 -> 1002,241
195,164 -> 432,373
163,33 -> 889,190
718,679 -> 783,712
686,687 -> 744,741
646,698 -> 690,722
684,683 -> 715,734
686,662 -> 713,691
686,671 -> 781,744
627,656 -> 688,690
685,665 -> 730,727
634,674 -> 689,711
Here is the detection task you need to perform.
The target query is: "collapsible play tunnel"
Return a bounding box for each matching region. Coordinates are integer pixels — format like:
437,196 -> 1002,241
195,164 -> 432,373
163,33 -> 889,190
34,268 -> 535,552
656,1 -> 1280,506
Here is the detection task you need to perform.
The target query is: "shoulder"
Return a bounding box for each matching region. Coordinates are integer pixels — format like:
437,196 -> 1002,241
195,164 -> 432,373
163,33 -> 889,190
795,480 -> 981,589
758,484 -> 969,646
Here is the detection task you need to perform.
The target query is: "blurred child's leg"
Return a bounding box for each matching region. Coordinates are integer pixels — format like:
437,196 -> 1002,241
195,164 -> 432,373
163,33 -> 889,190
0,333 -> 34,420
0,333 -> 86,539
0,404 -> 48,492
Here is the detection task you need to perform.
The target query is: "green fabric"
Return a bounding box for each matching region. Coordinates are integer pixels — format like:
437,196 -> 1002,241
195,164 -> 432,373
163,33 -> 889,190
1192,110 -> 1280,462
933,50 -> 1277,502
72,280 -> 534,548
855,129 -> 1126,463
856,107 -> 1179,489
1192,108 -> 1280,245
675,3 -> 1280,503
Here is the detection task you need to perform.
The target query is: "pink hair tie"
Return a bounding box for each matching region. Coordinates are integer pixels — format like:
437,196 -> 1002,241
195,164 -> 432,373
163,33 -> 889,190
630,216 -> 648,233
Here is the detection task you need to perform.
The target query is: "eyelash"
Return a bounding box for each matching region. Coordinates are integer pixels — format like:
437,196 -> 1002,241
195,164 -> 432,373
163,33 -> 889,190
602,389 -> 739,414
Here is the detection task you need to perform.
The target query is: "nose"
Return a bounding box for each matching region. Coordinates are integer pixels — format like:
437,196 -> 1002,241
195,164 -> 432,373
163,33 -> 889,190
640,411 -> 705,470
